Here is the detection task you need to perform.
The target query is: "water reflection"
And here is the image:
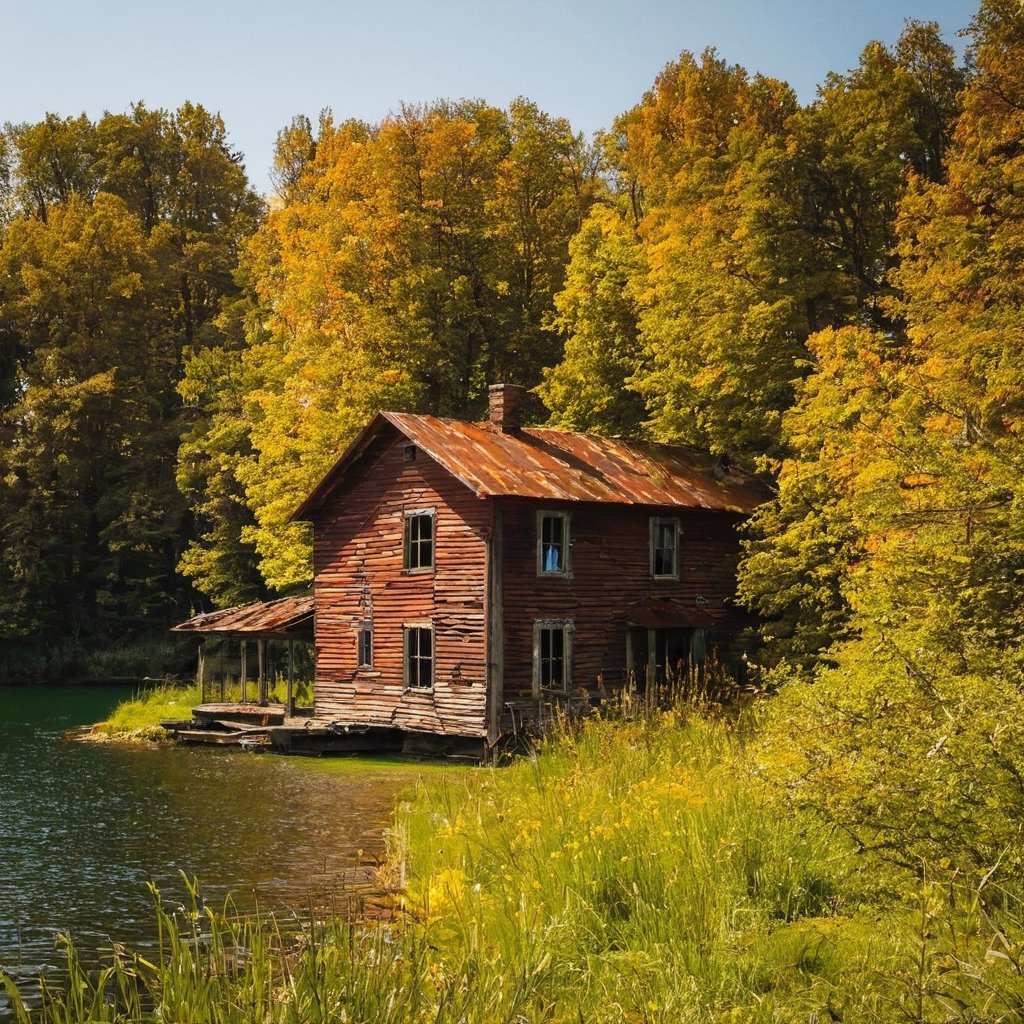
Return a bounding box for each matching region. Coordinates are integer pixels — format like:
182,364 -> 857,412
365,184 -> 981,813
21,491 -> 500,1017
0,686 -> 433,1015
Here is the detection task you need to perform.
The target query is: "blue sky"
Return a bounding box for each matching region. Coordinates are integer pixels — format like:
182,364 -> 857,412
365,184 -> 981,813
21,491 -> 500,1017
7,0 -> 978,195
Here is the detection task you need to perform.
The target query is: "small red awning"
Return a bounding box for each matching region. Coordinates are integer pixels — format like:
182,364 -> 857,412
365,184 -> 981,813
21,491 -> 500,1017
623,597 -> 720,629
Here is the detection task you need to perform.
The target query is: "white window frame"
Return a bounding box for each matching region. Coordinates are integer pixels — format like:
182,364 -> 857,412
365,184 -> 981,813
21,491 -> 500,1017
403,623 -> 434,690
650,516 -> 680,579
532,618 -> 574,695
536,510 -> 571,577
403,508 -> 435,572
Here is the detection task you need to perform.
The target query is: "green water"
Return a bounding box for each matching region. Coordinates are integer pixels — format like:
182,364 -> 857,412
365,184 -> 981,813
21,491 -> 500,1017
0,686 -> 432,1012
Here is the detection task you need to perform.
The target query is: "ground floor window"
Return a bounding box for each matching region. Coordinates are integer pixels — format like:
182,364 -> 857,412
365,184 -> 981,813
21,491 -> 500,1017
404,625 -> 433,689
533,619 -> 573,694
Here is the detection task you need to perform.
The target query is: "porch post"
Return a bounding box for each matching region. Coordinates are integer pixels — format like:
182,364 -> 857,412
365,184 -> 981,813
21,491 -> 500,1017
646,628 -> 657,691
258,639 -> 267,706
197,641 -> 206,703
240,640 -> 248,703
287,639 -> 295,716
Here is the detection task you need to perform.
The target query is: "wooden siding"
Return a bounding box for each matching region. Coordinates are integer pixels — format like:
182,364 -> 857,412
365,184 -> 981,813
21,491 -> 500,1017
312,435 -> 490,737
499,500 -> 749,700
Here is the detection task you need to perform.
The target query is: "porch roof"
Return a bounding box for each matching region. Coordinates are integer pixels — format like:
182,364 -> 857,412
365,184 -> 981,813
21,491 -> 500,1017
171,594 -> 314,640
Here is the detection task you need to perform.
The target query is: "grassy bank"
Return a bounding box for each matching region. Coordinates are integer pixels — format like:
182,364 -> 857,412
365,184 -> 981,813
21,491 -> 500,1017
87,683 -> 202,742
86,677 -> 314,742
10,702 -> 1024,1022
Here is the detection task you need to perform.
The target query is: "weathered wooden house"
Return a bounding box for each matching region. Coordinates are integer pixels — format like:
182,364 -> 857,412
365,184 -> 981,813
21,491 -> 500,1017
291,384 -> 765,757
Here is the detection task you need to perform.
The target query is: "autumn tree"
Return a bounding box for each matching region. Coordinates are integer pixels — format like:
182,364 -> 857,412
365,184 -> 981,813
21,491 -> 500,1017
540,28 -> 963,463
613,51 -> 808,458
180,100 -> 596,593
751,0 -> 1024,877
0,195 -> 180,641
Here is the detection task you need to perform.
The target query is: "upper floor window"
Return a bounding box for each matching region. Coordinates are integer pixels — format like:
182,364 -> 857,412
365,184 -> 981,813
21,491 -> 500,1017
537,511 -> 570,576
533,619 -> 573,693
650,517 -> 680,579
404,509 -> 434,571
357,623 -> 373,668
404,625 -> 433,689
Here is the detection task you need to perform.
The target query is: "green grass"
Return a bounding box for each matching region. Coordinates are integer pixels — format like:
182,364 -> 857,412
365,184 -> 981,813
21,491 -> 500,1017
89,682 -> 202,741
12,700 -> 1024,1022
88,677 -> 314,742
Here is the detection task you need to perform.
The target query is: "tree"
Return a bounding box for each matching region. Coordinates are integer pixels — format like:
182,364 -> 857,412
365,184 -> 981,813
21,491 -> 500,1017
609,51 -> 809,458
0,103 -> 261,656
537,203 -> 647,435
4,114 -> 98,222
269,113 -> 318,204
0,194 -> 181,641
750,0 -> 1024,879
181,100 -> 595,593
544,29 -> 963,464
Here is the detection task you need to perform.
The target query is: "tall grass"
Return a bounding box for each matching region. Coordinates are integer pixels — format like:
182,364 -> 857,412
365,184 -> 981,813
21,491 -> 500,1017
9,700 -> 1024,1022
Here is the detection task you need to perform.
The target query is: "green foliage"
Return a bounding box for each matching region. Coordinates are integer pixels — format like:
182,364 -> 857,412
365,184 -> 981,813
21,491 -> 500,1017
537,203 -> 647,435
740,0 -> 1024,912
755,654 -> 1024,875
737,326 -> 895,667
0,103 -> 261,649
176,303 -> 266,607
0,192 -> 181,641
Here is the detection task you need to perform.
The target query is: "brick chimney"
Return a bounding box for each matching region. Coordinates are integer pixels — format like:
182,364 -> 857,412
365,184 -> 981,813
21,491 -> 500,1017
488,383 -> 525,434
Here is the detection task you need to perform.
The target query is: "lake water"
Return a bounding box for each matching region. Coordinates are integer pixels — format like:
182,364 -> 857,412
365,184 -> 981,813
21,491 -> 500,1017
0,686 -> 434,1015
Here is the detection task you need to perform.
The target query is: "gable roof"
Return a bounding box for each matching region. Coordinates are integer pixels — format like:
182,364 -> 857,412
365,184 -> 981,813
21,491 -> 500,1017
294,412 -> 768,521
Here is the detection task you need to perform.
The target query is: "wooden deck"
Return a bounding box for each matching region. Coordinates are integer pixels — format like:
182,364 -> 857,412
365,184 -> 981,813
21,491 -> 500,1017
162,703 -> 412,756
162,702 -> 312,748
161,701 -> 487,759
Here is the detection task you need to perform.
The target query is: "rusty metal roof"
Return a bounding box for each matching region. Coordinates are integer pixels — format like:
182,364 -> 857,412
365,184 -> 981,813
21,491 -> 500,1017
171,594 -> 314,638
294,412 -> 767,520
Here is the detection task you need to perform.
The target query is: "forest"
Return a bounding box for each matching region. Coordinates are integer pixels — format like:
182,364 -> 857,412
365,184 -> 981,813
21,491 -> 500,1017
0,0 -> 1021,715
3,1 -> 1024,1019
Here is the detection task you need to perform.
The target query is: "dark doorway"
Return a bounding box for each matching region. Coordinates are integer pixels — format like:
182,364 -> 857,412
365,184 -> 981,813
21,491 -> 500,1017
627,626 -> 709,691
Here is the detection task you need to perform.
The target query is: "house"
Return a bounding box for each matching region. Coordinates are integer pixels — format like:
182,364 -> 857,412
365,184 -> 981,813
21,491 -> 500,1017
290,384 -> 765,757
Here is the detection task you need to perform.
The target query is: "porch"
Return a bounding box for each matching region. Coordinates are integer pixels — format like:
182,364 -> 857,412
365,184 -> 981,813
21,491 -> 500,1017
170,594 -> 316,745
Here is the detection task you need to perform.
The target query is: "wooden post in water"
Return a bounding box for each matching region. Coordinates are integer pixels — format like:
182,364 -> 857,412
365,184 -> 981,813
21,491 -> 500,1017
240,640 -> 248,704
287,639 -> 295,716
258,639 -> 268,706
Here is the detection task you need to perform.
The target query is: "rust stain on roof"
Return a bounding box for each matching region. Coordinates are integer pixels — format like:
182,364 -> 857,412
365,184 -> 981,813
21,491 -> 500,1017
294,412 -> 769,521
172,594 -> 314,638
386,413 -> 767,512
